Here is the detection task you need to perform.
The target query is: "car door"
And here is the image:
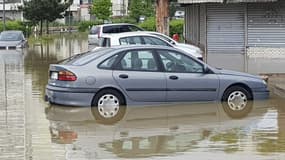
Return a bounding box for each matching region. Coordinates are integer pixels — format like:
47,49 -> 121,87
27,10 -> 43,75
113,49 -> 166,102
157,49 -> 219,102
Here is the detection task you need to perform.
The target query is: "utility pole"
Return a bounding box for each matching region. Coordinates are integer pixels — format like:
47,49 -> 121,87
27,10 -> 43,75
156,0 -> 169,35
69,6 -> 71,33
2,0 -> 6,30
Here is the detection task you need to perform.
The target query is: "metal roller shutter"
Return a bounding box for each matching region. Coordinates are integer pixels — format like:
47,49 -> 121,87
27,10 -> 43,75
247,2 -> 285,47
207,4 -> 245,54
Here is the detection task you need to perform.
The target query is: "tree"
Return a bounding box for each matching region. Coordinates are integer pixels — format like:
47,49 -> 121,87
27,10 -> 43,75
129,0 -> 154,22
21,0 -> 72,35
91,0 -> 112,22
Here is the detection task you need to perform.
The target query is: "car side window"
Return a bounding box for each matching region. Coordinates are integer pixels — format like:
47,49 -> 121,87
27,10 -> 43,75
158,50 -> 204,73
142,36 -> 170,46
103,26 -> 120,33
98,54 -> 119,69
118,50 -> 158,71
90,26 -> 99,34
119,36 -> 143,45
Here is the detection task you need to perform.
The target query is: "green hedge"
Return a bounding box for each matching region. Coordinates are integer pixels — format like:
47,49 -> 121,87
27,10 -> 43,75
139,17 -> 184,37
78,21 -> 98,32
0,21 -> 26,32
138,17 -> 156,31
111,17 -> 137,24
169,19 -> 184,37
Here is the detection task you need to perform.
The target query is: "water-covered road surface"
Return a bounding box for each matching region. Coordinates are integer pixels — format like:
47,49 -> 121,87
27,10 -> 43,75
0,35 -> 285,160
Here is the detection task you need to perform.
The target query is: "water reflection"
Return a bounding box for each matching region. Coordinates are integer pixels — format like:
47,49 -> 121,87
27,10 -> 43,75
0,50 -> 25,160
43,99 -> 285,159
23,36 -> 89,160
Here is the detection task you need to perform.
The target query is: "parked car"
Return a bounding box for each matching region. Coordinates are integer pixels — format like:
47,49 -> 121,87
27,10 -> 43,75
96,32 -> 203,60
141,31 -> 203,59
88,23 -> 144,45
0,30 -> 27,50
45,45 -> 269,123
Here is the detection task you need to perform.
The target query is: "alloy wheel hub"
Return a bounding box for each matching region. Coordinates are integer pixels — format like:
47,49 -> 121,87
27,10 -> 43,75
227,91 -> 247,111
97,94 -> 119,118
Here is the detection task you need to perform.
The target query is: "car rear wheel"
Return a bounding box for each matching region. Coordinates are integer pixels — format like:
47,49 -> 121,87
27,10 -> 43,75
222,86 -> 253,119
91,89 -> 126,124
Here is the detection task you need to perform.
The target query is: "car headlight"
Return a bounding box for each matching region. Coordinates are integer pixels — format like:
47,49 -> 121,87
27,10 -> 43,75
262,80 -> 267,85
16,44 -> 22,48
260,75 -> 268,85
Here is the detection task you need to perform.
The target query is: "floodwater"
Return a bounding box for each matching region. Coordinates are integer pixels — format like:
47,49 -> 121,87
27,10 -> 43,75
0,35 -> 285,160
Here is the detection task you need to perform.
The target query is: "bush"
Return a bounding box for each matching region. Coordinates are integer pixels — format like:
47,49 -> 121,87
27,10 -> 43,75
169,19 -> 184,37
0,21 -> 26,32
78,21 -> 102,32
138,17 -> 156,31
111,16 -> 137,24
138,18 -> 184,37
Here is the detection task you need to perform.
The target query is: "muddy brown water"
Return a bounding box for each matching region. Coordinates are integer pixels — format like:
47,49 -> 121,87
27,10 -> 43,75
0,35 -> 285,159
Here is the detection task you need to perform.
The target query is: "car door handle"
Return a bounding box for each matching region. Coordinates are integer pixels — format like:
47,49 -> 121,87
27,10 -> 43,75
119,74 -> 129,79
169,75 -> 178,80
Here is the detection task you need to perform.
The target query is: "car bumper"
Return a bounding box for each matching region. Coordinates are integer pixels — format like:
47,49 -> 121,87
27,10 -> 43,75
45,85 -> 97,107
252,88 -> 270,100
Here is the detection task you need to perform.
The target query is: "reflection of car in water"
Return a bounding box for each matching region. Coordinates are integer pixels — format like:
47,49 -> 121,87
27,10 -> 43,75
0,50 -> 24,65
45,101 -> 270,159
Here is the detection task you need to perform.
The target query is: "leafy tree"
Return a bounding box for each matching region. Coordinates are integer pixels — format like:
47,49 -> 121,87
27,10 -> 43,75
20,0 -> 72,35
129,0 -> 154,22
91,0 -> 112,22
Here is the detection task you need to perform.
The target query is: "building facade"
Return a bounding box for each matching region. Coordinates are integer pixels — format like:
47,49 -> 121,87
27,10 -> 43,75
179,0 -> 285,69
0,0 -> 128,24
0,0 -> 24,21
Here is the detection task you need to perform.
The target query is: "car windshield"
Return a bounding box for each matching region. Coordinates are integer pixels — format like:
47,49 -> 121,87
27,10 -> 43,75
59,48 -> 114,66
0,32 -> 22,41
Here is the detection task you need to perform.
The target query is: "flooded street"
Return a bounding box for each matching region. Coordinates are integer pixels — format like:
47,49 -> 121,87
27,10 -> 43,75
0,34 -> 285,159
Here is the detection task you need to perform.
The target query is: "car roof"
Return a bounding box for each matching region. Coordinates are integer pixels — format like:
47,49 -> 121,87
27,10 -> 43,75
106,44 -> 174,51
94,23 -> 138,28
1,30 -> 23,34
100,31 -> 166,39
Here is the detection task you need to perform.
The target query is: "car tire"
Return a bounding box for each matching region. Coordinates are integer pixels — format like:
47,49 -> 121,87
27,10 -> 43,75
222,86 -> 253,119
91,89 -> 126,125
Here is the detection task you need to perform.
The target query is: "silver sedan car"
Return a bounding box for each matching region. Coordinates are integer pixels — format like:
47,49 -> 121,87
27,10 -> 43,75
45,45 -> 269,123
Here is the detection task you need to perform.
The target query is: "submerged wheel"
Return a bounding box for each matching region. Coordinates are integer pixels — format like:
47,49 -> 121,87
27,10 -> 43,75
91,89 -> 126,124
222,86 -> 253,119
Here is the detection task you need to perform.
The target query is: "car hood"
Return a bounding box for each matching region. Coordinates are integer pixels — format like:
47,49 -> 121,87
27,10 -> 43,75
0,40 -> 21,46
216,68 -> 260,79
174,44 -> 202,58
176,43 -> 201,51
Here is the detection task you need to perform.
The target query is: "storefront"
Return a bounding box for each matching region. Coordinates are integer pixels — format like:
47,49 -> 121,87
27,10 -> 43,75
180,0 -> 285,63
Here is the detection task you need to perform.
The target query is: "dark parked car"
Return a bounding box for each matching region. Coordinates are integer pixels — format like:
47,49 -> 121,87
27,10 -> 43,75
45,45 -> 269,123
0,30 -> 28,50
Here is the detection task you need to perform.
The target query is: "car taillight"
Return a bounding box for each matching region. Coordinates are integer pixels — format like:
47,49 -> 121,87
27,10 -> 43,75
58,70 -> 77,81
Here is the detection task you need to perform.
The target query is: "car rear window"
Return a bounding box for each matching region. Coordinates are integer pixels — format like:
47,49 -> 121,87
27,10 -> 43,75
90,26 -> 100,35
60,48 -> 114,66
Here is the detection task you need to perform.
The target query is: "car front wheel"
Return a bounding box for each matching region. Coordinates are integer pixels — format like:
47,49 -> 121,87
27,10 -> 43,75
222,86 -> 253,119
91,89 -> 126,124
